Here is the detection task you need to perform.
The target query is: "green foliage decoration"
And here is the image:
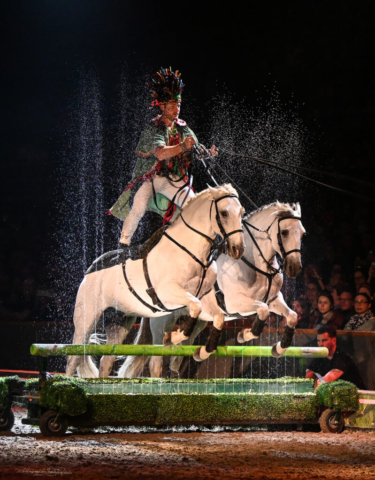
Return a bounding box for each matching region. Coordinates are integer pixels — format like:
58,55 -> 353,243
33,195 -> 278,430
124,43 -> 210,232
1,375 -> 359,424
88,392 -> 321,424
0,377 -> 9,404
39,376 -> 88,416
316,380 -> 359,412
0,376 -> 25,404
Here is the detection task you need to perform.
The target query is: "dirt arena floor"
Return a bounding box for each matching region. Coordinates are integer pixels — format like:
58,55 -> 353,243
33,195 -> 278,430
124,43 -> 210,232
1,408 -> 375,479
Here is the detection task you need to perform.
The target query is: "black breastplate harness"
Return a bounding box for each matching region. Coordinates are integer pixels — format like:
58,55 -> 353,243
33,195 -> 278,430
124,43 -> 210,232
122,194 -> 243,314
216,214 -> 301,317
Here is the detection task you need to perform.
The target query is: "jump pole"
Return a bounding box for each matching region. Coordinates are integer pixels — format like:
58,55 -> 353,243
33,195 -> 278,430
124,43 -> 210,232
30,344 -> 328,358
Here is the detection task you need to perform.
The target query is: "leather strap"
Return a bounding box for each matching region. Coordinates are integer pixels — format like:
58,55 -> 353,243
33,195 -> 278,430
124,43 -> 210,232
122,262 -> 161,314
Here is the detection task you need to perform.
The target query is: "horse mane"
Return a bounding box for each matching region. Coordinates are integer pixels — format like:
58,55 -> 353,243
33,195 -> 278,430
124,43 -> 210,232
171,184 -> 239,223
245,201 -> 301,221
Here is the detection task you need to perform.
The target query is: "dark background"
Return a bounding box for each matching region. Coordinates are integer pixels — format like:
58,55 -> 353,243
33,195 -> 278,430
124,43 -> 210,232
0,1 -> 374,329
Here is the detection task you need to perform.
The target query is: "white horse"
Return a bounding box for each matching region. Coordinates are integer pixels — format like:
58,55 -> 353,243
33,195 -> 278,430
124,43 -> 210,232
66,184 -> 245,377
118,201 -> 305,378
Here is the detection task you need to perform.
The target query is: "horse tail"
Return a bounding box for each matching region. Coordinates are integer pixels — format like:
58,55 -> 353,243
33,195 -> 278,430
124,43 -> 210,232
89,332 -> 106,345
117,318 -> 152,378
76,355 -> 99,378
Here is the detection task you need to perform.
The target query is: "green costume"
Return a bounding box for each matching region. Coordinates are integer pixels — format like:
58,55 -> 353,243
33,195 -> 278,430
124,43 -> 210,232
110,115 -> 199,220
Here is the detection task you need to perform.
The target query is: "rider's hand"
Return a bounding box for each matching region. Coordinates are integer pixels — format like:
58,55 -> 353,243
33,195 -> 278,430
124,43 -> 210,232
184,136 -> 195,150
210,145 -> 218,157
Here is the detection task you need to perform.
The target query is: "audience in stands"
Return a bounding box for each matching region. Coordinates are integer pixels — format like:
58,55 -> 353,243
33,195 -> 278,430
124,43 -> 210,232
358,284 -> 373,302
344,293 -> 375,331
336,289 -> 355,328
312,291 -> 344,330
305,281 -> 321,327
293,296 -> 312,329
354,267 -> 367,292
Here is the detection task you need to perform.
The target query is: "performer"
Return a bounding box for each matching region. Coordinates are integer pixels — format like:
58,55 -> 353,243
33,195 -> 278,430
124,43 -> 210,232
110,67 -> 217,245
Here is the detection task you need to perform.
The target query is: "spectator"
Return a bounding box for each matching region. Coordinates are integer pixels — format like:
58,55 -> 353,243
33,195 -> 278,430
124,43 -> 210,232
306,326 -> 365,388
292,296 -> 312,329
327,264 -> 346,290
368,262 -> 375,292
313,292 -> 345,330
337,289 -> 355,327
331,285 -> 342,308
304,264 -> 325,291
358,283 -> 373,301
354,267 -> 367,292
305,281 -> 321,326
344,293 -> 375,331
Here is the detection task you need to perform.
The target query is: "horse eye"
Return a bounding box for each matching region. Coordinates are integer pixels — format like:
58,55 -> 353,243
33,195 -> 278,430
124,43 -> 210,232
281,230 -> 289,237
221,211 -> 228,218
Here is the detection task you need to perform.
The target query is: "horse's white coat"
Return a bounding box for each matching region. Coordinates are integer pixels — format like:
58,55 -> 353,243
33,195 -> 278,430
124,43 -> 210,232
66,185 -> 244,377
119,202 -> 305,378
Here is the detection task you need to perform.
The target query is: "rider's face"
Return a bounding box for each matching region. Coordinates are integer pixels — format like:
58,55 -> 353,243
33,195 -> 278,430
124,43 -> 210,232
160,100 -> 181,121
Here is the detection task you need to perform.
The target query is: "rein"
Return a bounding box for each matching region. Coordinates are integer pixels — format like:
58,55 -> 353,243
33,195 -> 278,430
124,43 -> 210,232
220,149 -> 375,204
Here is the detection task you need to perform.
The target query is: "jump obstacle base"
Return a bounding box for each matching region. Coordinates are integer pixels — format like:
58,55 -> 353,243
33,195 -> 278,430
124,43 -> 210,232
0,343 -> 364,437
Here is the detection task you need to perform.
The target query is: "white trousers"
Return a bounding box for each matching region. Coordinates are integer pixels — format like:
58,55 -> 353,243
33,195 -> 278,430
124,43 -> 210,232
120,175 -> 195,244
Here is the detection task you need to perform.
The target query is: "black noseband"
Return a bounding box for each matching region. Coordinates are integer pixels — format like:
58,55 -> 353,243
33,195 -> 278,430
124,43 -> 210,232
210,194 -> 243,253
277,216 -> 302,259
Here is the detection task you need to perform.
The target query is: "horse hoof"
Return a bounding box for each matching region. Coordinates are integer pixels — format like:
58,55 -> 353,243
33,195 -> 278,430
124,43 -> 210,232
194,346 -> 211,362
237,330 -> 246,344
271,343 -> 284,358
163,332 -> 173,347
193,347 -> 204,362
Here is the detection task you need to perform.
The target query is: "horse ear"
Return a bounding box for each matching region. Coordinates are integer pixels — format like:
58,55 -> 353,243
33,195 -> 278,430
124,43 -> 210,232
207,184 -> 216,200
294,202 -> 301,216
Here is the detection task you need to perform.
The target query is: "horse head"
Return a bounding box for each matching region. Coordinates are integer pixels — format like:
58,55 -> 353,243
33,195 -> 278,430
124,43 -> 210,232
207,184 -> 245,259
270,202 -> 305,278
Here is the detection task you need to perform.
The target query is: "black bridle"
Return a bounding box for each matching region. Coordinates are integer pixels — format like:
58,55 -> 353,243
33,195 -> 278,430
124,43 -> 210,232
240,214 -> 302,303
123,193 -> 243,314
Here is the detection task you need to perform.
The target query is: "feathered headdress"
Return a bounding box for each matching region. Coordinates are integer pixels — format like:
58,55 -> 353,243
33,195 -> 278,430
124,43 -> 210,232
148,67 -> 184,106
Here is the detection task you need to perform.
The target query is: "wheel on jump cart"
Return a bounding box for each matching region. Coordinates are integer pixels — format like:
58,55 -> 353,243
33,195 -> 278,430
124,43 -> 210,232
0,407 -> 15,431
39,410 -> 68,437
319,408 -> 344,434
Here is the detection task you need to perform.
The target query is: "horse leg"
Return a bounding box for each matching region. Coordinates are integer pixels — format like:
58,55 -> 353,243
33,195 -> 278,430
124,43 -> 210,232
99,316 -> 137,378
118,314 -> 175,378
237,305 -> 270,344
149,313 -> 181,377
149,356 -> 163,377
66,277 -> 104,377
158,286 -> 202,346
224,293 -> 270,343
117,318 -> 152,378
193,289 -> 225,362
170,319 -> 207,373
165,314 -> 199,346
268,293 -> 298,358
